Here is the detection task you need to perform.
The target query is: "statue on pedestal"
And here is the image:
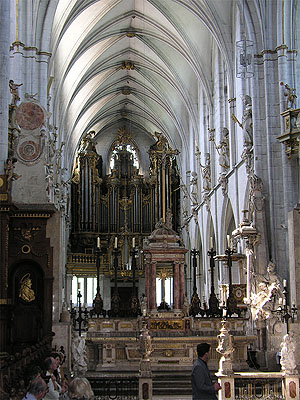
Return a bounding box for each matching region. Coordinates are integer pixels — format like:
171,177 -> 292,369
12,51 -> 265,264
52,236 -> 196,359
72,332 -> 87,377
216,319 -> 235,375
280,333 -> 297,374
139,320 -> 153,361
242,95 -> 253,150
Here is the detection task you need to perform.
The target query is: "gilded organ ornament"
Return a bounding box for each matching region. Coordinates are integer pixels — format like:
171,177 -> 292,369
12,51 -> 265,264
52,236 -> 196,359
19,273 -> 35,302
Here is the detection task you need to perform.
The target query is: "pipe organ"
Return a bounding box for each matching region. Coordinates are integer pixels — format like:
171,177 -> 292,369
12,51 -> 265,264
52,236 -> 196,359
69,129 -> 180,275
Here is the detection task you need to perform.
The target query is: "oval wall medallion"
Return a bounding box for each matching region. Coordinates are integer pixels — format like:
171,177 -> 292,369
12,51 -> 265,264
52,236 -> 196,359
16,102 -> 45,130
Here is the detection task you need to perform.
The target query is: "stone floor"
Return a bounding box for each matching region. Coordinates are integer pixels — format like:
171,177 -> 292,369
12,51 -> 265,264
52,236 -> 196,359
153,396 -> 191,399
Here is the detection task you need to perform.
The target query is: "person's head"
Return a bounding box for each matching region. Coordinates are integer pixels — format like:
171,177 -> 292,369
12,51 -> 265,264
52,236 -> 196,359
44,357 -> 57,373
50,352 -> 62,368
68,377 -> 94,400
197,343 -> 211,362
27,377 -> 48,400
24,365 -> 42,388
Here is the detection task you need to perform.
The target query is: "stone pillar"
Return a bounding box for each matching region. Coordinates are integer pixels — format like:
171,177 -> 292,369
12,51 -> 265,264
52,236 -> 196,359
283,374 -> 300,400
179,262 -> 185,309
150,262 -> 156,310
173,262 -> 179,309
139,360 -> 153,400
144,260 -> 150,310
215,375 -> 235,400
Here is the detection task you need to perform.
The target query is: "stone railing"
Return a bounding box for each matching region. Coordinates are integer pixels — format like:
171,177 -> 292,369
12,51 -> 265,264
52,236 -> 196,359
217,371 -> 299,399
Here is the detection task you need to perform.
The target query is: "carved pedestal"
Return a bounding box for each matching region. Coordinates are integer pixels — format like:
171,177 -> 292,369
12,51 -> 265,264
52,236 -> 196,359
139,359 -> 153,400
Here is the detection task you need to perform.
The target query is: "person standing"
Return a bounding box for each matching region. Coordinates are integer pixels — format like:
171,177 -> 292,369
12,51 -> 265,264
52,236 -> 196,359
43,357 -> 61,400
191,343 -> 221,400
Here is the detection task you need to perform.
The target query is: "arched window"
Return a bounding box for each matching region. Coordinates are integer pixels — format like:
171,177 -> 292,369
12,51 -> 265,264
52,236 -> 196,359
109,129 -> 140,172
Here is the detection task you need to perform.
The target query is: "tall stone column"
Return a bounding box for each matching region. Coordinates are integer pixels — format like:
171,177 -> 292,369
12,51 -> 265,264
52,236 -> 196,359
173,262 -> 180,310
179,262 -> 185,309
150,262 -> 157,311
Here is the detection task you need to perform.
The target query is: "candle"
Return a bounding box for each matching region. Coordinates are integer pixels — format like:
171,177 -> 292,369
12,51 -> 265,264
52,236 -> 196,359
223,308 -> 227,317
283,279 -> 287,287
114,237 -> 118,248
210,237 -> 213,249
132,237 -> 135,248
227,235 -> 231,247
278,298 -> 283,305
84,303 -> 87,309
97,236 -> 101,249
78,282 -> 81,290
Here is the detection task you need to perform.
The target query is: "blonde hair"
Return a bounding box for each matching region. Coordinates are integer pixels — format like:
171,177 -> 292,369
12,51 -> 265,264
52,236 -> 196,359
68,377 -> 94,400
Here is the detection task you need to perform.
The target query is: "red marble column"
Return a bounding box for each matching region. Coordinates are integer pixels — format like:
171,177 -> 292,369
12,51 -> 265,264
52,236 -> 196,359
179,262 -> 185,309
173,262 -> 180,309
145,261 -> 150,309
150,262 -> 157,310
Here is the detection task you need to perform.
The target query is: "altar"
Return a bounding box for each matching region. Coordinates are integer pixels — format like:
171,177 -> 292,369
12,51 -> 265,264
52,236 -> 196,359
85,312 -> 255,375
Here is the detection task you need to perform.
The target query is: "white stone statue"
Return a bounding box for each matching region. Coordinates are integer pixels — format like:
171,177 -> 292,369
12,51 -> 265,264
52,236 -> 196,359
280,82 -> 297,110
140,294 -> 147,317
183,294 -> 190,317
250,281 -> 278,321
217,127 -> 230,170
189,171 -> 198,205
216,320 -> 235,374
72,332 -> 87,376
242,95 -> 253,149
199,153 -> 211,191
250,259 -> 283,322
280,333 -> 297,374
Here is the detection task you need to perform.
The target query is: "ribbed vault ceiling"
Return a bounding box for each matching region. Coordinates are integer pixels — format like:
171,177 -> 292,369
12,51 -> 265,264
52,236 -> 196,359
47,0 -> 235,173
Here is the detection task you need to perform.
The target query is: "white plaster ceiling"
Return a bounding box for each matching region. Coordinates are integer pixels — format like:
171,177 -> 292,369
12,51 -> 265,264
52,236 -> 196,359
48,0 -> 235,172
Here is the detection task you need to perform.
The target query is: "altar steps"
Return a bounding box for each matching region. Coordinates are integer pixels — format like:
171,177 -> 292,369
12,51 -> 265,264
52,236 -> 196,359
153,370 -> 192,397
89,370 -> 193,398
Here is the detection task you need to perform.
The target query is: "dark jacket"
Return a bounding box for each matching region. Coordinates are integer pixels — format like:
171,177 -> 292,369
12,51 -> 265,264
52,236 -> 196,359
191,358 -> 218,399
